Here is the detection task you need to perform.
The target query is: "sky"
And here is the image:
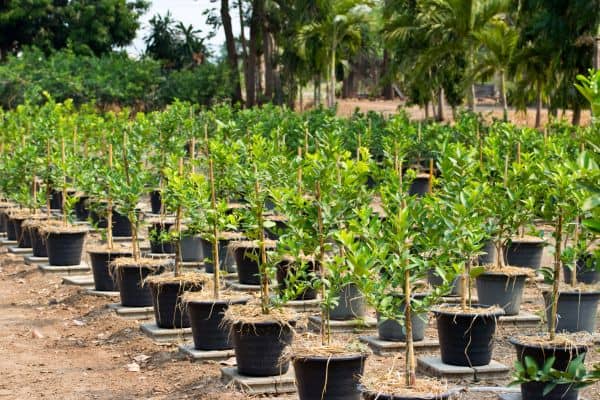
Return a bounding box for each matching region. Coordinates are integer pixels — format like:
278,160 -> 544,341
128,0 -> 238,56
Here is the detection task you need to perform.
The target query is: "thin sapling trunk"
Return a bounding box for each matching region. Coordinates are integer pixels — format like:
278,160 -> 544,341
209,159 -> 220,300
297,147 -> 303,195
404,266 -> 416,387
549,213 -> 563,340
122,131 -> 139,261
174,158 -> 184,277
107,144 -> 113,250
254,165 -> 269,315
61,138 -> 67,226
428,159 -> 434,194
46,139 -> 51,217
315,181 -> 329,345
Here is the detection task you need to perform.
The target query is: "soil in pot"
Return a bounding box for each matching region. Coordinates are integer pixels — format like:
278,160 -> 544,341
408,174 -> 430,197
505,237 -> 545,269
225,305 -> 295,377
294,352 -> 367,400
433,306 -> 504,366
509,335 -> 588,372
563,254 -> 599,284
146,273 -> 206,329
150,190 -> 162,215
276,256 -> 318,300
43,226 -> 88,266
543,290 -> 600,333
475,268 -> 529,315
330,283 -> 366,320
88,247 -> 132,291
183,294 -> 249,350
232,240 -> 277,285
180,234 -> 203,262
519,381 -> 578,400
112,258 -> 168,307
360,377 -> 455,400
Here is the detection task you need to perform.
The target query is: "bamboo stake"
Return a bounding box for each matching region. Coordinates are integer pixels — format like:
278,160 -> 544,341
428,159 -> 434,194
304,125 -> 309,155
517,142 -> 521,164
254,164 -> 269,314
404,266 -> 415,387
549,213 -> 563,341
174,158 -> 184,276
190,137 -> 196,174
204,124 -> 209,156
209,159 -> 220,300
107,144 -> 114,249
316,181 -> 328,345
122,130 -> 139,260
46,139 -> 51,217
61,138 -> 67,225
571,217 -> 579,287
297,147 -> 303,195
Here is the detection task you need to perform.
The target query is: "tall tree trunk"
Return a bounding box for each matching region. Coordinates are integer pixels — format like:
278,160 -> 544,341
381,50 -> 393,99
500,71 -> 508,122
424,102 -> 429,120
299,85 -> 303,111
329,41 -> 336,108
263,30 -> 274,101
247,0 -> 264,107
572,103 -> 581,126
437,88 -> 445,121
221,0 -> 242,104
237,0 -> 250,103
594,36 -> 600,70
535,80 -> 542,128
470,84 -> 477,112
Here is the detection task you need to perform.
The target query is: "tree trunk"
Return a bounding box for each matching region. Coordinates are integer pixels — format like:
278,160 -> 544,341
381,50 -> 393,99
247,0 -> 264,107
237,0 -> 250,103
263,30 -> 274,101
535,81 -> 542,128
299,85 -> 303,111
424,102 -> 429,120
221,0 -> 243,104
329,41 -> 336,108
572,103 -> 581,126
437,88 -> 445,121
470,84 -> 477,112
500,71 -> 508,122
594,36 -> 600,70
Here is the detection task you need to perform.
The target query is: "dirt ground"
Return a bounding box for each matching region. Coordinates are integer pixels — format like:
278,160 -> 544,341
0,246 -> 598,400
333,98 -> 592,128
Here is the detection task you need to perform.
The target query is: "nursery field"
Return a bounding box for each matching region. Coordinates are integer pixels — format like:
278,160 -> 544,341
0,77 -> 599,400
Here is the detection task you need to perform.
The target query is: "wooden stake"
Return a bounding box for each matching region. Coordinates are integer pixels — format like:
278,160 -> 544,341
209,159 -> 220,300
107,144 -> 113,249
428,159 -> 434,194
61,138 -> 67,225
46,139 -> 51,217
316,181 -> 329,345
254,164 -> 269,315
174,158 -> 184,276
122,130 -> 139,260
190,137 -> 196,174
517,142 -> 521,164
297,147 -> 303,195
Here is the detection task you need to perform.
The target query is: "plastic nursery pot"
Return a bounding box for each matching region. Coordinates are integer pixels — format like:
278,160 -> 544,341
114,261 -> 166,307
200,236 -> 240,273
112,211 -> 133,237
519,381 -> 579,400
509,336 -> 588,372
542,290 -> 600,334
478,240 -> 496,266
505,238 -> 545,269
408,173 -> 431,197
233,242 -> 277,286
0,210 -> 7,233
89,209 -> 108,229
294,353 -> 367,400
232,320 -> 294,377
149,221 -> 175,254
426,270 -> 464,296
29,225 -> 47,257
148,280 -> 203,329
186,297 -> 249,350
88,249 -> 131,292
6,217 -> 18,241
149,190 -> 162,215
563,254 -> 599,285
360,387 -> 456,400
330,283 -> 366,320
276,258 -> 318,300
46,230 -> 87,266
433,306 -> 505,366
475,272 -> 527,316
377,295 -> 428,342
73,196 -> 90,221
13,217 -> 31,248
180,234 -> 203,262
49,189 -> 63,210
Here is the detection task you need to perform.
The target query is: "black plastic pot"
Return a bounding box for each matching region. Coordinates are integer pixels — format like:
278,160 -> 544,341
46,231 -> 86,266
200,238 -> 236,273
148,280 -> 203,329
330,283 -> 366,320
232,320 -> 294,377
510,337 -> 588,372
294,353 -> 367,400
563,254 -> 599,284
150,240 -> 176,254
0,210 -> 7,233
149,190 -> 162,214
112,211 -> 132,237
361,388 -> 455,400
409,176 -> 430,197
434,307 -> 504,366
180,235 -> 203,262
478,240 -> 496,265
13,218 -> 31,248
377,306 -> 427,342
116,263 -> 164,307
505,239 -> 545,269
89,209 -> 108,229
49,189 -> 62,210
543,290 -> 600,333
520,381 -> 578,400
276,258 -> 318,300
234,245 -> 261,285
426,270 -> 464,296
88,249 -> 131,292
73,196 -> 90,221
6,217 -> 17,241
29,225 -> 47,257
187,297 -> 249,350
476,272 -> 527,316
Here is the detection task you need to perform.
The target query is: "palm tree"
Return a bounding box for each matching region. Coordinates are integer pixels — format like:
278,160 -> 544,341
473,18 -> 518,121
297,0 -> 373,108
